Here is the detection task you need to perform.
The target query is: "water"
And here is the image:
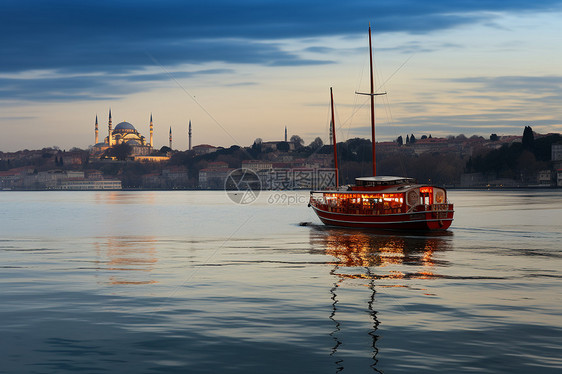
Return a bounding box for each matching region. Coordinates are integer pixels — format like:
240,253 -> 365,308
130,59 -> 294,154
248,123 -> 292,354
1,190 -> 561,373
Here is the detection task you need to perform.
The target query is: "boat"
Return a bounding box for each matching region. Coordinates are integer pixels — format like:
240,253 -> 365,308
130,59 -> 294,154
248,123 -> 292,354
309,25 -> 454,231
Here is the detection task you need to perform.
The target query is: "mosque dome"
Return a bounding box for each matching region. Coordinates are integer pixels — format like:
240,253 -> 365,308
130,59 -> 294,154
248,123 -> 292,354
113,121 -> 137,134
126,139 -> 140,145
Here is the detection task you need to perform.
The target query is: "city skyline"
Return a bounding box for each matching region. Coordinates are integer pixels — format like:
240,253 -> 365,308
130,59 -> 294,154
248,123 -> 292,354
1,0 -> 562,152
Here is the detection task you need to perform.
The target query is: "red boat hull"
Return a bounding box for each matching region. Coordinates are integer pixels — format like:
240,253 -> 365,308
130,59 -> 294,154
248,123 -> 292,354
311,204 -> 454,231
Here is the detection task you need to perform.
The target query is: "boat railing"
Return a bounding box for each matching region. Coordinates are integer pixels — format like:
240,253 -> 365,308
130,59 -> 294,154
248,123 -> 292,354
311,193 -> 453,215
407,203 -> 453,213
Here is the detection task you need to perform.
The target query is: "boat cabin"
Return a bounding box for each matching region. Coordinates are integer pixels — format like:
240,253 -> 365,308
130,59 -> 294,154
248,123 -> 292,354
311,183 -> 449,216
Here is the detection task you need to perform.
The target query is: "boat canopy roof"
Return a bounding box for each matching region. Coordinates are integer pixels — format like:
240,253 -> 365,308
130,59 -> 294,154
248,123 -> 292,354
312,183 -> 424,195
355,176 -> 417,187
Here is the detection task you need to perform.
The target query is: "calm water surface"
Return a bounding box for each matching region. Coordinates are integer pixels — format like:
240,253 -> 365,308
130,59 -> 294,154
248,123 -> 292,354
1,190 -> 561,373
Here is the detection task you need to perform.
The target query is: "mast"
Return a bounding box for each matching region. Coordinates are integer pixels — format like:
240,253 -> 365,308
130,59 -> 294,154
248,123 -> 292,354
368,24 -> 376,176
356,24 -> 386,177
330,87 -> 339,188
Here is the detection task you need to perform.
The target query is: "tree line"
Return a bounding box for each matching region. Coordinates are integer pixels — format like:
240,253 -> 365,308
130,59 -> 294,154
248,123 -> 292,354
2,126 -> 560,188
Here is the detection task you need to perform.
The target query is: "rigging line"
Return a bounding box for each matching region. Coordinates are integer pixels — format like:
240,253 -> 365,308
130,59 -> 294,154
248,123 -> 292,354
340,41 -> 370,141
326,96 -> 332,144
380,54 -> 414,88
305,95 -> 333,161
145,51 -> 249,154
348,48 -> 368,141
372,50 -> 414,177
380,90 -> 409,177
335,101 -> 345,143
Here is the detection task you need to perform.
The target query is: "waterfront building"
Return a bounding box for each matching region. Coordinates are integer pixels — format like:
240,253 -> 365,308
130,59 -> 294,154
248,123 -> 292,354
552,144 -> 562,161
59,179 -> 122,190
199,162 -> 233,189
241,160 -> 273,171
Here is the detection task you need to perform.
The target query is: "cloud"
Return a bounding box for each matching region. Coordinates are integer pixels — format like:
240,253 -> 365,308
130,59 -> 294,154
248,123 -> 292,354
0,116 -> 37,121
452,75 -> 562,95
0,69 -> 236,102
348,119 -> 555,139
2,0 -> 561,75
1,0 -> 561,103
344,74 -> 562,139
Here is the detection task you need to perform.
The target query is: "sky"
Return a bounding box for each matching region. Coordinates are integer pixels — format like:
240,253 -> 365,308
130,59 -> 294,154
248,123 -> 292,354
1,0 -> 562,152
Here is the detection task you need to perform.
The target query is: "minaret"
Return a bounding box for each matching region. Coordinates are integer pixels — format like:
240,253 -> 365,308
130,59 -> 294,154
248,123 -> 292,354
149,113 -> 154,148
188,120 -> 192,151
95,115 -> 99,144
169,126 -> 172,149
108,109 -> 113,146
285,126 -> 287,142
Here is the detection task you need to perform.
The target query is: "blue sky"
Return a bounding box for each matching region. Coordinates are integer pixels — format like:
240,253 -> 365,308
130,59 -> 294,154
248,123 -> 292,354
1,0 -> 561,151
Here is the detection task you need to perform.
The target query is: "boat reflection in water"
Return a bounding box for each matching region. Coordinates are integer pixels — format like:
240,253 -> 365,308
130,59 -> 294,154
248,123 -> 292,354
311,227 -> 452,281
309,226 -> 451,372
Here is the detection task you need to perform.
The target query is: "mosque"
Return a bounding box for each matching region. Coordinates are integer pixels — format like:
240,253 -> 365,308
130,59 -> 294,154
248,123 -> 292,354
91,110 -> 160,158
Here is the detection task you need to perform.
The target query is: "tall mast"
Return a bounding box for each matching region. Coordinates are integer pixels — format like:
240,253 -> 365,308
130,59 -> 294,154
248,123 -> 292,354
368,24 -> 376,176
356,24 -> 386,176
330,87 -> 339,188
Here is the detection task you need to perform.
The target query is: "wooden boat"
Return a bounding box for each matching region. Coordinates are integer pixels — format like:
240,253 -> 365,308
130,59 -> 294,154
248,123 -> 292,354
309,25 -> 454,231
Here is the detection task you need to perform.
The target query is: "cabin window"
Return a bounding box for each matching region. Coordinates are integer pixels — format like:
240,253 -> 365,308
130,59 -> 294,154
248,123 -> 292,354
420,192 -> 433,205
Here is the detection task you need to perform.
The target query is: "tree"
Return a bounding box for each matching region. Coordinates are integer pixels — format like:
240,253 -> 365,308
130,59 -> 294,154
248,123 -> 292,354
252,138 -> 262,153
309,137 -> 324,151
406,135 -> 410,144
421,135 -> 428,140
410,134 -> 416,144
396,135 -> 403,146
290,135 -> 304,148
490,133 -> 499,141
112,143 -> 133,161
522,126 -> 534,150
